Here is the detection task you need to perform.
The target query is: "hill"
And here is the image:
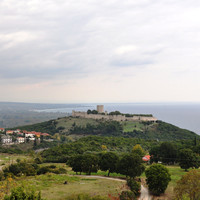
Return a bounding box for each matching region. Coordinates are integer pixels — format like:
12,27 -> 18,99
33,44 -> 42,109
14,116 -> 199,141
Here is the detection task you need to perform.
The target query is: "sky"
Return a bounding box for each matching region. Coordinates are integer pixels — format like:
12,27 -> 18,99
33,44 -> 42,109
1,0 -> 200,103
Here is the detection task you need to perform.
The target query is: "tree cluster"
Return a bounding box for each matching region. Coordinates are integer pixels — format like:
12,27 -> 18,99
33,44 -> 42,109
70,121 -> 123,136
67,151 -> 145,178
150,142 -> 200,170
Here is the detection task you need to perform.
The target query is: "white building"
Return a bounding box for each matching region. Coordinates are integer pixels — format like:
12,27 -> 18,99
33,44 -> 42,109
1,135 -> 12,144
25,133 -> 35,138
16,137 -> 25,143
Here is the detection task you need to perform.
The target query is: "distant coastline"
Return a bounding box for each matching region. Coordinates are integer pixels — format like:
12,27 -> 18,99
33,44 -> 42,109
35,103 -> 200,135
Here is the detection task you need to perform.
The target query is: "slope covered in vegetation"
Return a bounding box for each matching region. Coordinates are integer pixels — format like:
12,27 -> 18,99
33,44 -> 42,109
14,116 -> 199,141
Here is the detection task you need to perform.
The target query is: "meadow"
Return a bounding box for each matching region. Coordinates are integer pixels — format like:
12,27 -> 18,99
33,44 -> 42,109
0,153 -> 199,200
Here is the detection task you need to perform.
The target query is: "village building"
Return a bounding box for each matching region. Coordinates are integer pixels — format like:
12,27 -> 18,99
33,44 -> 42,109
0,128 -> 5,132
25,132 -> 35,138
16,137 -> 25,143
1,135 -> 12,144
6,130 -> 14,134
13,129 -> 21,134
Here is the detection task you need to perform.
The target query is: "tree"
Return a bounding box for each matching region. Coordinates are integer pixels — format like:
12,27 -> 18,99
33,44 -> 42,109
132,144 -> 145,157
81,154 -> 99,175
179,148 -> 200,171
149,142 -> 178,165
145,164 -> 171,196
99,152 -> 119,176
159,142 -> 178,164
117,153 -> 145,178
174,169 -> 200,200
67,155 -> 83,174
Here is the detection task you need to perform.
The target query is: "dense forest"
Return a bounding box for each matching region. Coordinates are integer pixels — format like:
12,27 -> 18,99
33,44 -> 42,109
41,135 -> 200,163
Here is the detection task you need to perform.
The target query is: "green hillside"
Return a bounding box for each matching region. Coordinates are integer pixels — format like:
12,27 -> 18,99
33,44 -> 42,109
14,116 -> 199,141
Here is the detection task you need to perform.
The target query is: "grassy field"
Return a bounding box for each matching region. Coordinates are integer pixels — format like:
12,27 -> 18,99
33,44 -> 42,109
121,121 -> 144,132
56,117 -> 98,132
9,173 -> 125,200
0,153 -> 29,167
1,157 -> 200,200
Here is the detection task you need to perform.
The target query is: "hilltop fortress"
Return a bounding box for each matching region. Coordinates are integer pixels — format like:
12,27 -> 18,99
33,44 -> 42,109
72,105 -> 157,122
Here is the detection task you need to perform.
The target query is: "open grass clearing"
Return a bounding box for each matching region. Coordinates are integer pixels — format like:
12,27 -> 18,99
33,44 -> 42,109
121,121 -> 144,132
0,153 -> 30,167
56,117 -> 98,132
13,173 -> 125,200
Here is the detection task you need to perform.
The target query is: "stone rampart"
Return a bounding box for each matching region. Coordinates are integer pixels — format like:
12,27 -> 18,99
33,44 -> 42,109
72,111 -> 157,122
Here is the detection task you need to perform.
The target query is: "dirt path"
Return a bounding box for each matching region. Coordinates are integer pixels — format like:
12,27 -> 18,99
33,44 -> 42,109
71,175 -> 126,182
72,175 -> 153,200
139,185 -> 152,200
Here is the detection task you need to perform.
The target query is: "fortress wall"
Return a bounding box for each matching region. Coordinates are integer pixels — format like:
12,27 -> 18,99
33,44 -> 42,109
72,111 -> 157,122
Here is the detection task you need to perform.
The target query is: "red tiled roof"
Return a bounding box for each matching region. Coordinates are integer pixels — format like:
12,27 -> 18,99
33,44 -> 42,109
142,155 -> 151,161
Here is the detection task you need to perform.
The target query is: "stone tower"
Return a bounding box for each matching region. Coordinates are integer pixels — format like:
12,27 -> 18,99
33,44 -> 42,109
97,105 -> 104,113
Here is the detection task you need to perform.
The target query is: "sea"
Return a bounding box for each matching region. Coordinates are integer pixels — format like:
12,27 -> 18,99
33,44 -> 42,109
36,103 -> 200,135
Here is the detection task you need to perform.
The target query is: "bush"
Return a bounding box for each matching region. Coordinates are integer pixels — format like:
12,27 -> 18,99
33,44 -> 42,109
119,191 -> 136,200
3,162 -> 37,177
127,179 -> 141,197
174,169 -> 200,200
145,164 -> 171,196
4,186 -> 43,200
37,166 -> 50,175
34,157 -> 43,164
37,166 -> 67,175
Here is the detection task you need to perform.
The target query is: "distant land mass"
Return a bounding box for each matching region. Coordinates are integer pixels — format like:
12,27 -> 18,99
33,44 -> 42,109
14,112 -> 199,142
1,102 -> 200,136
0,102 -> 70,128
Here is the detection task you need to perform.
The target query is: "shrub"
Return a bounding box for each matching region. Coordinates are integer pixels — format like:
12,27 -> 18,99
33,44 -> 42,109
174,169 -> 200,200
145,164 -> 171,196
3,162 -> 37,177
119,191 -> 136,200
4,186 -> 43,200
37,166 -> 50,175
127,179 -> 141,197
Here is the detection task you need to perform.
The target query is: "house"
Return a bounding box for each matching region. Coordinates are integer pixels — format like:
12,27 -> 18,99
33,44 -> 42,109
25,132 -> 35,138
34,132 -> 41,137
16,137 -> 25,143
28,137 -> 35,141
6,130 -> 14,134
0,128 -> 5,132
13,129 -> 21,134
1,135 -> 12,144
142,155 -> 151,162
41,133 -> 50,137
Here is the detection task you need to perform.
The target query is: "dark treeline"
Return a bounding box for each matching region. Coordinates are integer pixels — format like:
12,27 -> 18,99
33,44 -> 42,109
67,151 -> 145,177
41,135 -> 200,165
41,136 -> 158,163
150,140 -> 200,170
70,121 -> 123,136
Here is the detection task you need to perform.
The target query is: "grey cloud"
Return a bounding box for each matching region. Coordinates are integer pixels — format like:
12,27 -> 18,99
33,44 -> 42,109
111,57 -> 154,67
1,0 -> 200,83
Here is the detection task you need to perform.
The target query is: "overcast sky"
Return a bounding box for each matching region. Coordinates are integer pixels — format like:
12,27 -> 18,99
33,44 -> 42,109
1,0 -> 200,103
